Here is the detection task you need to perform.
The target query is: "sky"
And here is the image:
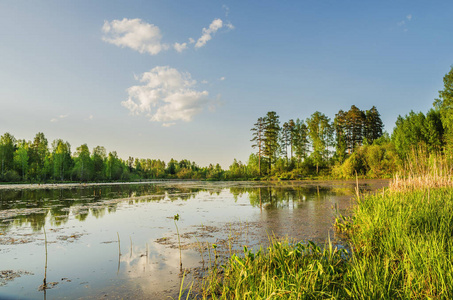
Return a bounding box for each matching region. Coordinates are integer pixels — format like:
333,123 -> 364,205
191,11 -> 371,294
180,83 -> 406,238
0,1 -> 452,168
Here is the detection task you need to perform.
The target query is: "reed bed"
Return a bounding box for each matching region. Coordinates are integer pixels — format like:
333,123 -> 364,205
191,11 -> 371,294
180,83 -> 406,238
195,149 -> 453,299
390,148 -> 453,191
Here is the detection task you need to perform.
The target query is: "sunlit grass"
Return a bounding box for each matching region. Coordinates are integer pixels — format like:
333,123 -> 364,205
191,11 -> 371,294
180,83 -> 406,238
193,156 -> 453,299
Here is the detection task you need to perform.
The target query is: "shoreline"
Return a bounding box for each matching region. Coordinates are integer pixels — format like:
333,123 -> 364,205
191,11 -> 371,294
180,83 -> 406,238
0,178 -> 390,190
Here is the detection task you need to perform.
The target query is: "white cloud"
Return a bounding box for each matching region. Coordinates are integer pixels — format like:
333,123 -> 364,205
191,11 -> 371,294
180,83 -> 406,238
173,42 -> 188,53
397,14 -> 413,32
122,66 -> 213,124
102,18 -> 168,55
201,80 -> 208,84
222,5 -> 230,17
50,114 -> 68,123
195,19 -> 224,48
225,22 -> 235,30
219,77 -> 226,81
103,17 -> 234,54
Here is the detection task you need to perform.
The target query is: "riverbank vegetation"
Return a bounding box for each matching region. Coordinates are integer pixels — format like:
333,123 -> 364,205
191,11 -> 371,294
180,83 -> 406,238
1,65 -> 452,183
196,149 -> 453,299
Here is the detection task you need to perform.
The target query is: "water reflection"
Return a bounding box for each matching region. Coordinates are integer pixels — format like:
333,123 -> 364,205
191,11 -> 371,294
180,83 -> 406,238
0,184 -> 205,231
0,180 -> 388,299
0,181 -> 386,233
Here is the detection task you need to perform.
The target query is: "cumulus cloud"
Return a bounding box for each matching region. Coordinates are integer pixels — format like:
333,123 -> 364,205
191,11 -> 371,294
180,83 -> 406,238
195,19 -> 224,48
102,18 -> 168,55
173,42 -> 188,53
219,76 -> 226,81
122,66 -> 213,124
103,17 -> 234,54
406,14 -> 412,21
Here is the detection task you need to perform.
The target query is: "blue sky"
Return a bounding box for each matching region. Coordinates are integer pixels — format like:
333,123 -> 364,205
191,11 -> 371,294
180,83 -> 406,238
1,1 -> 452,167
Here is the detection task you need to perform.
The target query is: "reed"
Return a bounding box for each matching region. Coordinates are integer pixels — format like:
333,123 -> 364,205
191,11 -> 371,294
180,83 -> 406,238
192,151 -> 453,299
43,226 -> 48,289
390,147 -> 453,191
174,214 -> 182,271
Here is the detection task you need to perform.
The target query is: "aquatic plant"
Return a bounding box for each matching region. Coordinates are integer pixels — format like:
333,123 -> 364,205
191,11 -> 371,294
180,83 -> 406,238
42,226 -> 48,290
174,213 -> 182,270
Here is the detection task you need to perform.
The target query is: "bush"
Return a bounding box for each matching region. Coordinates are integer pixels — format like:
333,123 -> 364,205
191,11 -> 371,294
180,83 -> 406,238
1,170 -> 21,182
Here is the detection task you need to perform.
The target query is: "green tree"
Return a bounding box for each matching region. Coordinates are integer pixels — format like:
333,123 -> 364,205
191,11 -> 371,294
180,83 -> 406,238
263,111 -> 280,173
281,122 -> 291,164
14,140 -> 29,181
392,111 -> 426,158
364,106 -> 384,144
287,119 -> 296,159
106,151 -> 123,180
334,110 -> 348,163
422,109 -> 444,152
306,112 -> 333,174
52,139 -> 72,181
166,158 -> 177,176
292,118 -> 309,166
251,117 -> 265,176
29,132 -> 49,181
345,105 -> 365,153
434,66 -> 453,146
92,146 -> 106,180
73,144 -> 93,181
0,132 -> 16,178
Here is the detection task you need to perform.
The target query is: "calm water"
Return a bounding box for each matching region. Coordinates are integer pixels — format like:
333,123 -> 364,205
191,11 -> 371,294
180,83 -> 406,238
0,180 -> 388,299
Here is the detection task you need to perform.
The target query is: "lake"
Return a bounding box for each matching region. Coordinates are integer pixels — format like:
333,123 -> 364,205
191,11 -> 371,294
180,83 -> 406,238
0,180 -> 388,299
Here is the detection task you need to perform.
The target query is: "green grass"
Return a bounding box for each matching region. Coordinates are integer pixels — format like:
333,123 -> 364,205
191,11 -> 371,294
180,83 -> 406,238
195,187 -> 453,299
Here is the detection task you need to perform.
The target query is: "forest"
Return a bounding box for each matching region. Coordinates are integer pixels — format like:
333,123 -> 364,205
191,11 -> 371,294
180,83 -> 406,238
0,66 -> 452,183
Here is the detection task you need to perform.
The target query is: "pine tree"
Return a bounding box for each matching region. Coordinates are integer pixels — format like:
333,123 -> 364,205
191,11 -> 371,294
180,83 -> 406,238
364,106 -> 383,144
345,105 -> 365,153
251,117 -> 265,176
334,110 -> 347,163
263,111 -> 280,174
281,122 -> 291,164
288,119 -> 296,159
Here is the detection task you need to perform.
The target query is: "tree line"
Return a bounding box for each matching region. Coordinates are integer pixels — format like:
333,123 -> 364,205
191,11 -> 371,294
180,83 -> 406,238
248,105 -> 384,178
241,65 -> 452,180
2,65 -> 452,182
0,133 -> 227,182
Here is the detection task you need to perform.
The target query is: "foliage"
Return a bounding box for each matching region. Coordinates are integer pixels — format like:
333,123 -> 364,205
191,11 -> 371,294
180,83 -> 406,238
392,110 -> 444,159
332,141 -> 399,178
306,111 -> 333,173
263,111 -> 280,173
434,65 -> 453,145
250,117 -> 265,176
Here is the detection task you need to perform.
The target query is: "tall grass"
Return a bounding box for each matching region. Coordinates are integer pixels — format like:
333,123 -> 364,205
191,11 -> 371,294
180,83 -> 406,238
195,149 -> 453,299
345,188 -> 453,298
390,147 -> 453,191
202,240 -> 348,299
